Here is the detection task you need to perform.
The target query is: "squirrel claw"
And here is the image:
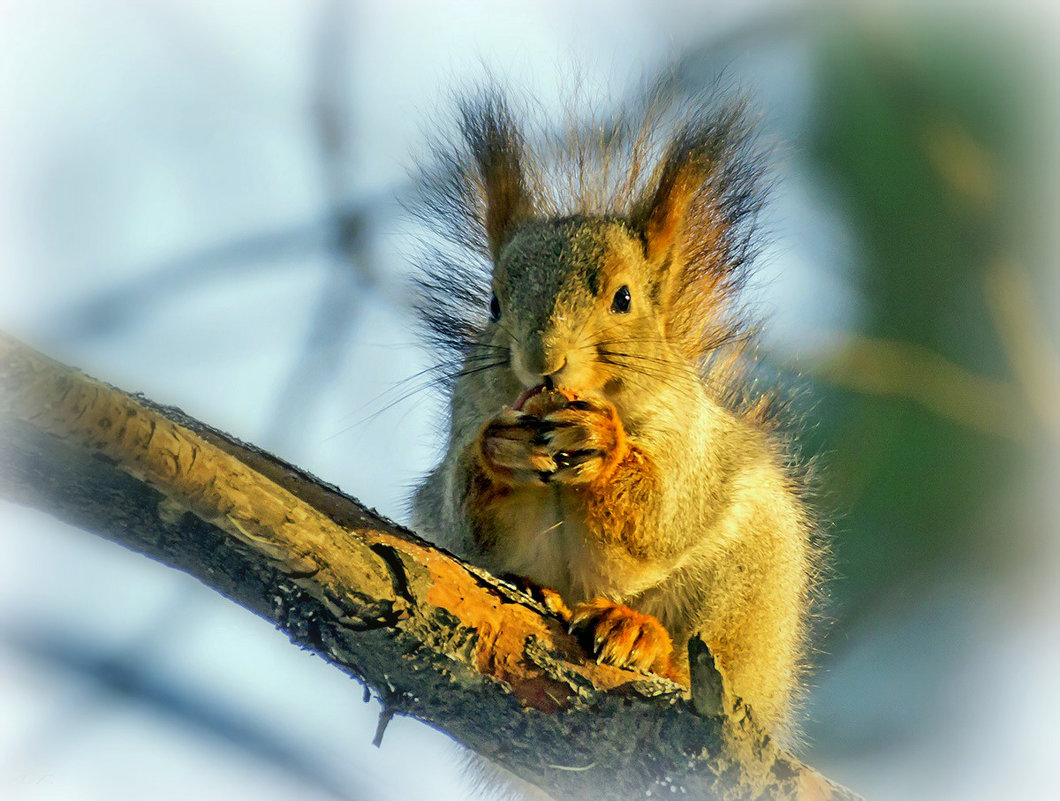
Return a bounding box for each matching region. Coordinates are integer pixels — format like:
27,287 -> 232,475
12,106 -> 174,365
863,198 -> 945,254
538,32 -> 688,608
502,575 -> 573,622
568,597 -> 674,675
479,394 -> 623,485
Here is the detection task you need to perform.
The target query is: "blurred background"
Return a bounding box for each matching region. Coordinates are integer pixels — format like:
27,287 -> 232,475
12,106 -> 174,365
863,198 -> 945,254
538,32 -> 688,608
1,1 -> 1058,799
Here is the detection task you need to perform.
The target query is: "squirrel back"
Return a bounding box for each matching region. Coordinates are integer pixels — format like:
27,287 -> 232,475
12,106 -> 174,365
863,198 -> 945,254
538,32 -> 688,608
410,85 -> 824,743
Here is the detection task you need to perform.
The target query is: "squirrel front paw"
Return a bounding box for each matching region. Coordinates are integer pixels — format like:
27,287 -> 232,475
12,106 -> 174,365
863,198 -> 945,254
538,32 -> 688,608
478,393 -> 628,486
478,407 -> 559,484
568,597 -> 674,675
532,396 -> 628,484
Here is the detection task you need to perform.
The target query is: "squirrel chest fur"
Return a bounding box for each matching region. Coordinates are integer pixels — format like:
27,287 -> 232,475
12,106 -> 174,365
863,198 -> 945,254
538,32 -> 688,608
411,90 -> 820,740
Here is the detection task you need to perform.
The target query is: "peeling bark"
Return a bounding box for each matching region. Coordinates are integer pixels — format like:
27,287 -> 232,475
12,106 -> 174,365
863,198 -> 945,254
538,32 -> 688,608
0,332 -> 858,801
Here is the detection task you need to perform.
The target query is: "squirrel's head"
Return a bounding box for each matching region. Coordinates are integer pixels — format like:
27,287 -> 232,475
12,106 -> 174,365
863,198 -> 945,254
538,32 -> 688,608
414,88 -> 765,422
490,216 -> 689,410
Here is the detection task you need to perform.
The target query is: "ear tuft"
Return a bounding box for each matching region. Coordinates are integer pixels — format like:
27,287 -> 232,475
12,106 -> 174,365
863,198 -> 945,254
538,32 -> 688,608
631,99 -> 756,268
634,150 -> 710,265
460,93 -> 535,261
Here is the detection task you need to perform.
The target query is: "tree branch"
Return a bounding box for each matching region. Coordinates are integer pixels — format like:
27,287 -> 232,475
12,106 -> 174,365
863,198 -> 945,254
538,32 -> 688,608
0,332 -> 857,801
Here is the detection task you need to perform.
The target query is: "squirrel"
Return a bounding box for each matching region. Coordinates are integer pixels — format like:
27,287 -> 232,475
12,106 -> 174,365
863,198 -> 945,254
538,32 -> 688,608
409,86 -> 823,742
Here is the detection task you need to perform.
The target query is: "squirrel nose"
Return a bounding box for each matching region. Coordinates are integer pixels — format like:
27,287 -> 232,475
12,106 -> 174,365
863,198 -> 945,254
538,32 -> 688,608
517,339 -> 567,386
541,362 -> 567,389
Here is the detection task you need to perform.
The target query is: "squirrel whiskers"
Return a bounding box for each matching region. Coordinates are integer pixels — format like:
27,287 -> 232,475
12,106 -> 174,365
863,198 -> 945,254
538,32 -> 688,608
413,88 -> 763,383
411,84 -> 824,744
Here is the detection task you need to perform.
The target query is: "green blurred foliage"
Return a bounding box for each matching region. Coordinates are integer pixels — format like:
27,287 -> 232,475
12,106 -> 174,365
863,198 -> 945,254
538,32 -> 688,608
803,17 -> 1036,636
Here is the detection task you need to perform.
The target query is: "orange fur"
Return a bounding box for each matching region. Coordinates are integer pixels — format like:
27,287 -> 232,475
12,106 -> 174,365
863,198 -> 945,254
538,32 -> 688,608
568,598 -> 677,678
578,443 -> 660,561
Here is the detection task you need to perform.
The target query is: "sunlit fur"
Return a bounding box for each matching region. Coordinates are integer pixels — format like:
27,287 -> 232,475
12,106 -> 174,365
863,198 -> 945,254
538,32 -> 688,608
410,85 -> 824,743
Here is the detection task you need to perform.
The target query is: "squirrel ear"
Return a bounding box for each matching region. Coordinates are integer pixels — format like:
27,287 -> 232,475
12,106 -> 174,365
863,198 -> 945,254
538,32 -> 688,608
461,95 -> 534,262
633,149 -> 709,266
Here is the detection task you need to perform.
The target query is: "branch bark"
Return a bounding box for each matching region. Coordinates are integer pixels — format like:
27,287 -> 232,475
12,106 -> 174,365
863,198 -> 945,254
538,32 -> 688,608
0,332 -> 857,801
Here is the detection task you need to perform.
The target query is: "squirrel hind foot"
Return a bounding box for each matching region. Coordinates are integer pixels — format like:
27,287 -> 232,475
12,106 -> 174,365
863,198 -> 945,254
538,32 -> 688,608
568,597 -> 676,677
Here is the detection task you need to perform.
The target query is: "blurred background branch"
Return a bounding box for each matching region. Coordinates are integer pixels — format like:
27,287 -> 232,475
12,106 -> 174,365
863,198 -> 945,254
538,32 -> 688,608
262,0 -> 371,454
811,333 -> 1029,442
984,260 -> 1060,439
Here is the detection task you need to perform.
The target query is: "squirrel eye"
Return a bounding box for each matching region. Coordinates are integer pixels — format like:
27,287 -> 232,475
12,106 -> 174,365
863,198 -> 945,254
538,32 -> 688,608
489,292 -> 501,322
610,285 -> 632,314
